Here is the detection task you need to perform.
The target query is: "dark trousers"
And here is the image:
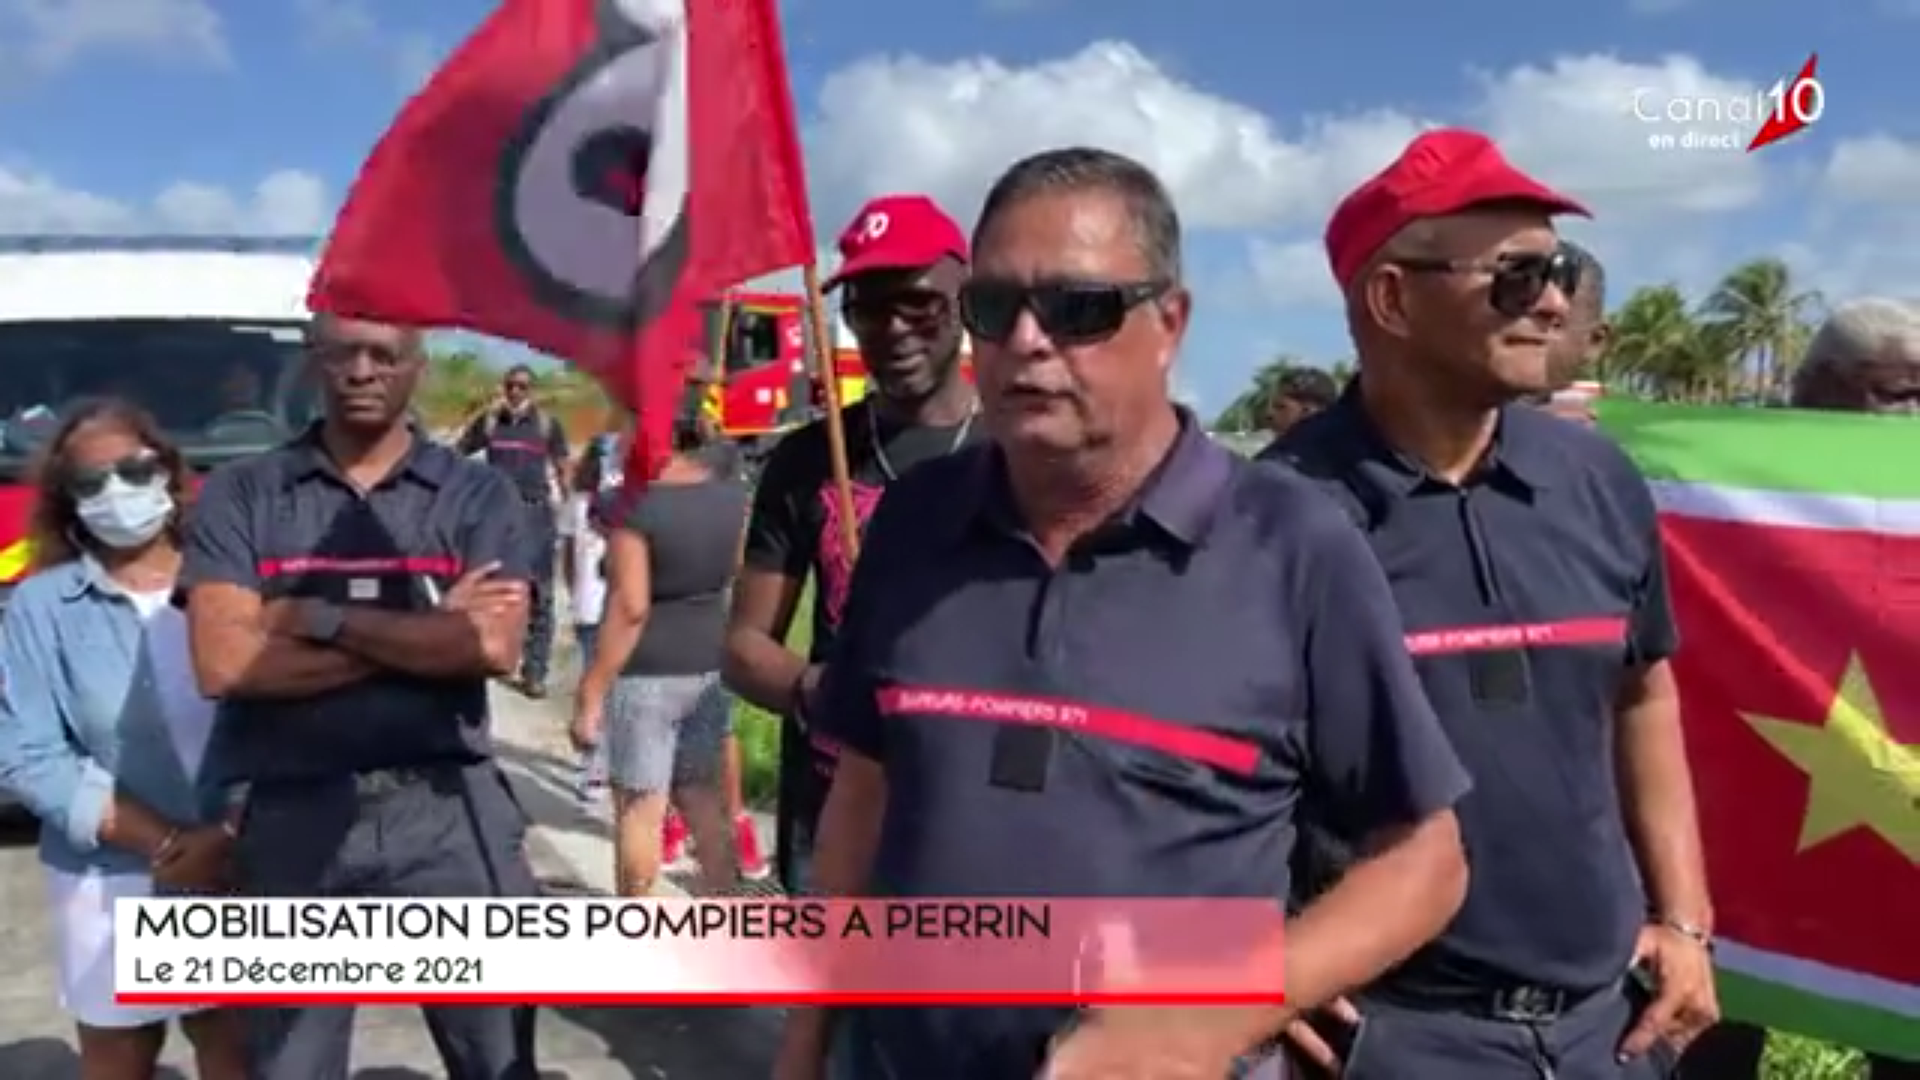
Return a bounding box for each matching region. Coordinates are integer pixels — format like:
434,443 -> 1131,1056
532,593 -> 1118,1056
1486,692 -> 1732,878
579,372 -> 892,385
522,501 -> 555,684
1680,1021 -> 1920,1080
1324,982 -> 1680,1080
232,763 -> 541,1080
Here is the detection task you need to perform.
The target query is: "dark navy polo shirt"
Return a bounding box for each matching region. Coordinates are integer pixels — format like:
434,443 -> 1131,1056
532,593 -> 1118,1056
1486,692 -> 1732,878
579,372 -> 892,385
811,410 -> 1471,1078
462,407 -> 567,502
181,426 -> 533,785
1262,389 -> 1679,997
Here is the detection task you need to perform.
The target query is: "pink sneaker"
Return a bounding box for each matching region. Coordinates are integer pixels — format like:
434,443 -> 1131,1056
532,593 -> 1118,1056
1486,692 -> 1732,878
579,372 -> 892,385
734,814 -> 770,881
661,810 -> 691,870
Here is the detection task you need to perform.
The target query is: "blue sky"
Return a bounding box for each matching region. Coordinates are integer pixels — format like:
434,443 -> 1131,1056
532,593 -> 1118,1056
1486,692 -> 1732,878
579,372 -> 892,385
2,0 -> 1917,414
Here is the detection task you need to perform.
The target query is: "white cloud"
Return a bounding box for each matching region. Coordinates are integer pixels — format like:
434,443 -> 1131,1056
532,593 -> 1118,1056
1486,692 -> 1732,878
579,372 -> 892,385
1822,134 -> 1920,204
808,46 -> 1773,242
1469,54 -> 1768,217
296,0 -> 440,91
0,166 -> 329,236
1246,239 -> 1335,308
0,0 -> 226,72
806,42 -> 1426,236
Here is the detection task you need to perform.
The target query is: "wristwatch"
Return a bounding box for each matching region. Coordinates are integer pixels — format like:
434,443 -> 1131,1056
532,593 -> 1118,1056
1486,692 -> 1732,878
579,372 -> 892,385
299,601 -> 347,645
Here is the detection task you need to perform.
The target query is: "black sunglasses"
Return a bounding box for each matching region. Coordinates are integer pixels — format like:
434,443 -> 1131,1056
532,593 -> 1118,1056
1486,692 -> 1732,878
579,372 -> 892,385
959,279 -> 1169,346
64,452 -> 164,499
843,288 -> 951,334
1389,248 -> 1581,319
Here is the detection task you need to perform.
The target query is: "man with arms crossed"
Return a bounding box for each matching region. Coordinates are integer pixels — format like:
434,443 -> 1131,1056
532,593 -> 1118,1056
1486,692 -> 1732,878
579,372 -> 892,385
183,315 -> 539,1080
723,194 -> 981,894
1266,130 -> 1716,1078
775,147 -> 1472,1080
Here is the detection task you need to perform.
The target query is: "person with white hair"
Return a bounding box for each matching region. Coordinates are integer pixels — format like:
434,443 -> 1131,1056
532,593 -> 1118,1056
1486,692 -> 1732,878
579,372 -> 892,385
1790,297 -> 1920,413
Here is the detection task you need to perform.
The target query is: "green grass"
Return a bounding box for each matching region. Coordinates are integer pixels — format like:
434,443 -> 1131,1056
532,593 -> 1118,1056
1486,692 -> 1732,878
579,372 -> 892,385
727,585 -> 1875,1074
1764,1032 -> 1866,1079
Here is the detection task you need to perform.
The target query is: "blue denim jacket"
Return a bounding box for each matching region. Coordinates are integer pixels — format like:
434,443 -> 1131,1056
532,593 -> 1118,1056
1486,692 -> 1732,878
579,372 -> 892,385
0,558 -> 222,876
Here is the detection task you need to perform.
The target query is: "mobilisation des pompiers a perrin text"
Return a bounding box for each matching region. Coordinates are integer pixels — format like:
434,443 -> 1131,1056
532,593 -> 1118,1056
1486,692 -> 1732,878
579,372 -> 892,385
133,900 -> 1055,943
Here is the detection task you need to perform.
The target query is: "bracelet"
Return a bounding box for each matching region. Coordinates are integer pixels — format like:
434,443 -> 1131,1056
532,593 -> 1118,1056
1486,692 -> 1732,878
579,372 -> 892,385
1654,916 -> 1713,949
150,827 -> 182,866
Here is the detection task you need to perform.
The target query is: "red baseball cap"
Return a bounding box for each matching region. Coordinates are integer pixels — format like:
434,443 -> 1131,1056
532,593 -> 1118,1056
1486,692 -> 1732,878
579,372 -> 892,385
824,195 -> 968,291
1324,129 -> 1589,290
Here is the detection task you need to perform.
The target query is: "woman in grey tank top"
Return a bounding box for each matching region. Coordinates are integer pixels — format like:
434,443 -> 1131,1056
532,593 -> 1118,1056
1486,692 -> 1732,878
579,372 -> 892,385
571,420 -> 751,897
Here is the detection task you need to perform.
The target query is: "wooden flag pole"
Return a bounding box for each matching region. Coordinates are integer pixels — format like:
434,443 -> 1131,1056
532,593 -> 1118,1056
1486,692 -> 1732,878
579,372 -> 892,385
801,263 -> 861,563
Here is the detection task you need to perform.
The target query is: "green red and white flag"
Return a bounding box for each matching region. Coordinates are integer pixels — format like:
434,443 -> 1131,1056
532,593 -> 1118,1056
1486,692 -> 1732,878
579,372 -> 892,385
1600,401 -> 1918,1059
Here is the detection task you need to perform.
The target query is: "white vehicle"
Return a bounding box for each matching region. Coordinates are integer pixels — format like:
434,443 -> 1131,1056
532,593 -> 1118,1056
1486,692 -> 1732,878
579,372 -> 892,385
0,235 -> 323,817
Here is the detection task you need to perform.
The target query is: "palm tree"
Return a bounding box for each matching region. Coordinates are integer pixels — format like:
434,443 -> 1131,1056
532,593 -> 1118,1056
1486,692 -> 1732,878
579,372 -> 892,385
1603,285 -> 1732,402
1698,257 -> 1822,401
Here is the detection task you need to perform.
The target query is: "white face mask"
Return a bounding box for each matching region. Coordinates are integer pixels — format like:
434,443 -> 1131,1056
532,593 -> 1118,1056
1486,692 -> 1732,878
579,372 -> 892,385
76,475 -> 174,549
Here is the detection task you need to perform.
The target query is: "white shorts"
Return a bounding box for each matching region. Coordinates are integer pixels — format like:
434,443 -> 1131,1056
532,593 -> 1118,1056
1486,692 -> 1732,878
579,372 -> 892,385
45,866 -> 209,1029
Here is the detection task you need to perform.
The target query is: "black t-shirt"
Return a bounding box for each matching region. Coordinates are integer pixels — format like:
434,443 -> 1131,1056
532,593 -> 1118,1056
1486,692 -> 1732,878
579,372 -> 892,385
742,398 -> 984,841
620,474 -> 750,676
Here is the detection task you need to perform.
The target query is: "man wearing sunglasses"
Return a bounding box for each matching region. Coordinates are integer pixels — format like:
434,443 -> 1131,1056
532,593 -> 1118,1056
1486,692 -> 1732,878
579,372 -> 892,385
457,365 -> 571,698
182,314 -> 541,1078
723,194 -> 980,896
774,148 -> 1472,1080
1264,129 -> 1715,1079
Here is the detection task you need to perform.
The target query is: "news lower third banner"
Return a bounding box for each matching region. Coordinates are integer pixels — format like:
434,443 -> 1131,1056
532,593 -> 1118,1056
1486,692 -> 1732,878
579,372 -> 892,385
115,898 -> 1288,1006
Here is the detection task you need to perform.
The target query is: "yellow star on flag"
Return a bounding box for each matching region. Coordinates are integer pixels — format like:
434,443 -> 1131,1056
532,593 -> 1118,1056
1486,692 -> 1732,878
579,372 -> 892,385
1744,654 -> 1920,864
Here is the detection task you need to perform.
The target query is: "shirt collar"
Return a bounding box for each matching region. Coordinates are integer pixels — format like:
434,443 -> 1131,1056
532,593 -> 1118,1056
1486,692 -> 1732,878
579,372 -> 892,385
280,421 -> 451,492
945,406 -> 1235,550
1321,380 -> 1554,498
58,555 -> 160,603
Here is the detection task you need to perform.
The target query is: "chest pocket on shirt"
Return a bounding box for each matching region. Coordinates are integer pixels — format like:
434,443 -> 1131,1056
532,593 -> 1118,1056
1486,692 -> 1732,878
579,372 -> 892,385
260,486 -> 461,608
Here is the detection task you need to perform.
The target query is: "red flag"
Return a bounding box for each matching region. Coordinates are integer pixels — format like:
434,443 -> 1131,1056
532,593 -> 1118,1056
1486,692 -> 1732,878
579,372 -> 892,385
309,0 -> 815,485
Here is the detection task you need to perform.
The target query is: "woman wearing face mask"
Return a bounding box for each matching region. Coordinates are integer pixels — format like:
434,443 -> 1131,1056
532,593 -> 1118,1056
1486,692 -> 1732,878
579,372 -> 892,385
0,399 -> 245,1079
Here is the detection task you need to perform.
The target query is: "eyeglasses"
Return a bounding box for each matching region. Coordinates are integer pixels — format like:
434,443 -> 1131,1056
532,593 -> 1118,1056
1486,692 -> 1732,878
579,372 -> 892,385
1388,248 -> 1581,319
959,279 -> 1169,347
843,289 -> 951,335
64,452 -> 163,499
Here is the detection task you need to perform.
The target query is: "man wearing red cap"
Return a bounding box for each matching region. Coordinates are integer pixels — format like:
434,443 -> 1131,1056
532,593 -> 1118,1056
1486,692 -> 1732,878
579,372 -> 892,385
723,194 -> 980,895
1263,129 -> 1717,1078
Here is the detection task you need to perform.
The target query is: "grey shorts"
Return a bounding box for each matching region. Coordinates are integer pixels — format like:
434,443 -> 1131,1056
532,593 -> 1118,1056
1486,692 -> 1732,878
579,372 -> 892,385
604,672 -> 730,794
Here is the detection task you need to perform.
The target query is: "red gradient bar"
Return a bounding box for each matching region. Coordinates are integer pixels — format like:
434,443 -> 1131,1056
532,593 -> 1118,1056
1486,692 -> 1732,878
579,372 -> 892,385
115,897 -> 1287,1007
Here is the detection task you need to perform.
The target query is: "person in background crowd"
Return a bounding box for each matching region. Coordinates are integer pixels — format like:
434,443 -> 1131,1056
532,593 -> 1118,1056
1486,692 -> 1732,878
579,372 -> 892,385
1264,129 -> 1715,1079
0,400 -> 246,1080
458,363 -> 570,698
1789,297 -> 1920,415
776,147 -> 1472,1080
723,194 -> 982,895
1679,298 -> 1920,1080
571,415 -> 751,897
588,421 -> 769,879
561,433 -> 618,803
1264,366 -> 1339,437
1535,240 -> 1610,426
183,315 -> 538,1080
